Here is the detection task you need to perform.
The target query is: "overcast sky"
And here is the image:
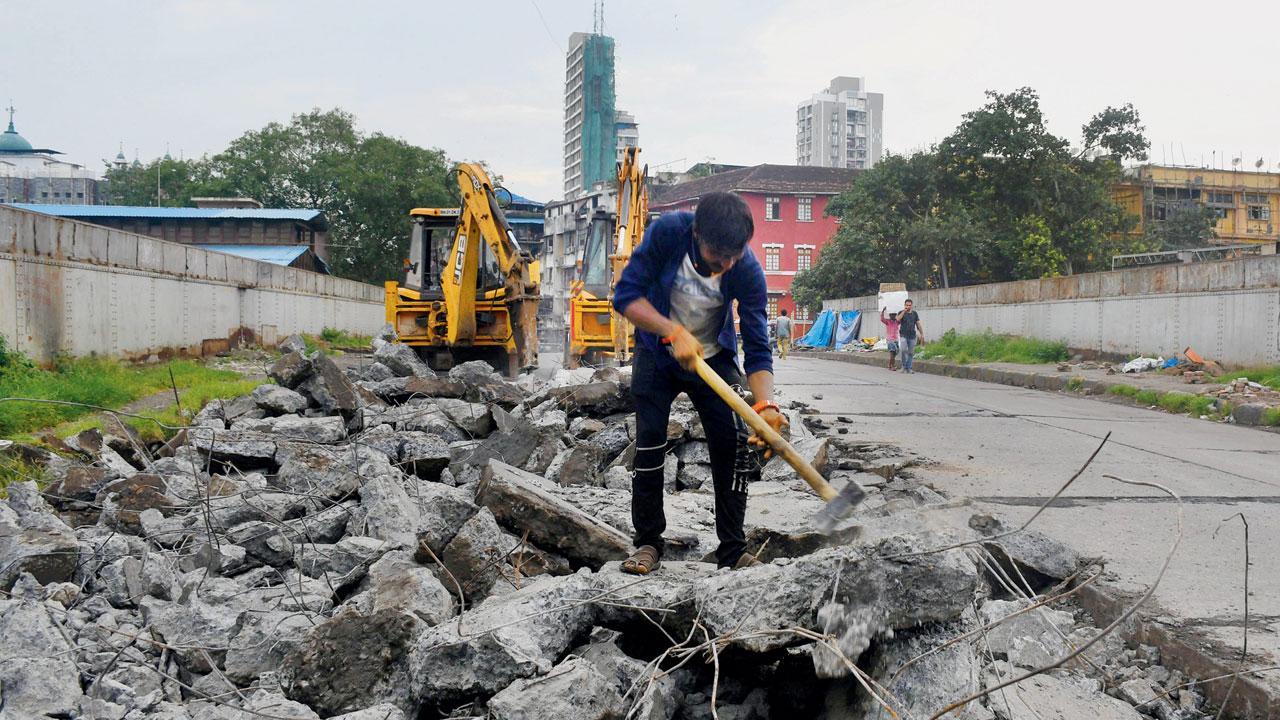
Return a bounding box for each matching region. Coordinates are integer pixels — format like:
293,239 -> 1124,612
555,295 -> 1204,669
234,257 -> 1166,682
4,0 -> 1279,202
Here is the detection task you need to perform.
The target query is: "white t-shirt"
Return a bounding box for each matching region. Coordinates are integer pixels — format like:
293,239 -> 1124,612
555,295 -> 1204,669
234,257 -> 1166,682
669,253 -> 725,358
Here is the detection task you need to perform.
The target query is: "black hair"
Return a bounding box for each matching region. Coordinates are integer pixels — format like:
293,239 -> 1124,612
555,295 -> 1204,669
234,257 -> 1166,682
780,308 -> 788,316
693,192 -> 754,254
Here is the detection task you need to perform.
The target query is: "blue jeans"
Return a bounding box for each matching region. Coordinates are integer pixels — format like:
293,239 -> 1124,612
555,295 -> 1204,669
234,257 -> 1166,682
900,335 -> 918,371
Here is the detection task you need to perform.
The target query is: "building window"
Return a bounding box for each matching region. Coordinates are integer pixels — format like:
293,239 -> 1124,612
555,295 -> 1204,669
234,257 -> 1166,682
1248,204 -> 1271,220
765,196 -> 781,221
797,197 -> 813,222
765,247 -> 780,271
1212,207 -> 1230,219
795,306 -> 810,322
41,192 -> 48,198
1207,191 -> 1233,206
766,297 -> 779,319
796,247 -> 812,271
76,192 -> 84,199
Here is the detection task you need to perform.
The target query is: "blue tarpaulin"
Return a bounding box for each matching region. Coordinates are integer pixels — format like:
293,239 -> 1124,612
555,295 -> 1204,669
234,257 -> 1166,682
795,310 -> 838,348
833,311 -> 862,348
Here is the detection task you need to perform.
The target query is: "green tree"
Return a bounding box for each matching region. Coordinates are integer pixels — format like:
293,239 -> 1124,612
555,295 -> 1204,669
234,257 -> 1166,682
1147,204 -> 1218,250
803,87 -> 1151,306
103,156 -> 217,207
333,135 -> 453,281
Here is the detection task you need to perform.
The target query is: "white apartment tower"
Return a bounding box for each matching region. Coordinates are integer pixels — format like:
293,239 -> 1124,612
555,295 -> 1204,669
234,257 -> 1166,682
796,76 -> 883,169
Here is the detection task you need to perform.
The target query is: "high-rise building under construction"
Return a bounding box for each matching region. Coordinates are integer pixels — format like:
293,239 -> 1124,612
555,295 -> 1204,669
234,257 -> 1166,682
562,31 -> 616,199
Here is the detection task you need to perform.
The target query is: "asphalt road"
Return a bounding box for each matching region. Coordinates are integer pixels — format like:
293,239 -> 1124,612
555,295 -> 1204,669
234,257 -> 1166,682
773,355 -> 1280,694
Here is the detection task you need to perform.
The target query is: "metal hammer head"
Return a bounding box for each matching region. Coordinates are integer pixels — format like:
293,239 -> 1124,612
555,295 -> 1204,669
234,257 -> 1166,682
813,481 -> 867,534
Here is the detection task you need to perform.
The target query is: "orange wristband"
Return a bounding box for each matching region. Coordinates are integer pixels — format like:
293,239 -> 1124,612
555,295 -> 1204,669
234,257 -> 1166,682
752,400 -> 780,414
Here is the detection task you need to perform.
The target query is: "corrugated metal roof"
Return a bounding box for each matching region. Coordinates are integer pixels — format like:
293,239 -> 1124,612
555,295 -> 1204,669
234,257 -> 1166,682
650,164 -> 860,207
506,217 -> 544,225
197,244 -> 313,267
11,203 -> 325,222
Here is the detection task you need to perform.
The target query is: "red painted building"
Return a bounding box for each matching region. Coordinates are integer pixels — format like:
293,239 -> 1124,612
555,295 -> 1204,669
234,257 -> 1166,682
650,164 -> 859,336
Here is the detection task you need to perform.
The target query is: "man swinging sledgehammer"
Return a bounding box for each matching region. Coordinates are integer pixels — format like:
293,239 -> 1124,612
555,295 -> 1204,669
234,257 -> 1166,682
611,191 -> 786,574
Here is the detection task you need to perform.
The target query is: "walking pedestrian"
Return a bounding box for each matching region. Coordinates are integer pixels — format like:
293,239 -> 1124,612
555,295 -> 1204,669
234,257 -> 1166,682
775,308 -> 793,360
880,308 -> 900,371
897,299 -> 925,373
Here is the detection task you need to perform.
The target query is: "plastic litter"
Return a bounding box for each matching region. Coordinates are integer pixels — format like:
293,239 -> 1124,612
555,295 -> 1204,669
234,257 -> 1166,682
1122,357 -> 1163,374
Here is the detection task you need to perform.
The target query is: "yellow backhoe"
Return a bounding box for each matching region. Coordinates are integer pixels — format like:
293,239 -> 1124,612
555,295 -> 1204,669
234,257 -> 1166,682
384,163 -> 540,376
565,146 -> 649,368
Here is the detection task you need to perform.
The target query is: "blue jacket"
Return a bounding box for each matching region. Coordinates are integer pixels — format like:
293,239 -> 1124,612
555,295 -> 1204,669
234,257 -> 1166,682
612,211 -> 773,376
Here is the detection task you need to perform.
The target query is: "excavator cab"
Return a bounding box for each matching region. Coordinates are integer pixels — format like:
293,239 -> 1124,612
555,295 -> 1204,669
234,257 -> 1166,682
565,146 -> 648,368
385,163 -> 540,377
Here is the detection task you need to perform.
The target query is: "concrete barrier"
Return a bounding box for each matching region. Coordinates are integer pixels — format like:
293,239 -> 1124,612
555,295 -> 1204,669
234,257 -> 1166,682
0,205 -> 384,362
823,256 -> 1280,367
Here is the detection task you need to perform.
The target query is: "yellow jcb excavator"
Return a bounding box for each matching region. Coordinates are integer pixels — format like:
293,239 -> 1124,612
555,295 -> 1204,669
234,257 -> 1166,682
383,163 -> 540,376
565,146 -> 649,368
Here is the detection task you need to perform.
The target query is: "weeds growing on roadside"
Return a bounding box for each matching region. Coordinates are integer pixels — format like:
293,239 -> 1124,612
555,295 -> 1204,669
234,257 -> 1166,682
1,337 -> 253,437
917,329 -> 1069,365
1107,385 -> 1138,397
1217,366 -> 1280,391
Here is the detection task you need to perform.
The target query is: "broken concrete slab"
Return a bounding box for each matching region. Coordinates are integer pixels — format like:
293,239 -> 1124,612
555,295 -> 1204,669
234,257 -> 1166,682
0,597 -> 84,718
224,611 -> 316,686
411,571 -> 600,709
280,607 -> 421,717
547,381 -> 630,417
984,662 -> 1142,720
269,351 -> 314,389
695,532 -> 978,654
434,398 -> 494,437
410,482 -> 480,558
0,485 -> 81,590
487,655 -> 622,720
475,461 -> 631,570
442,507 -> 509,603
304,354 -> 366,414
349,550 -> 454,626
374,342 -> 436,378
398,431 -> 453,480
252,384 -> 308,415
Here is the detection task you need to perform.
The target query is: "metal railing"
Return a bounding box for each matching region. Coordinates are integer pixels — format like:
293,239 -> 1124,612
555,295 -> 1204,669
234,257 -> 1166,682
1111,243 -> 1264,270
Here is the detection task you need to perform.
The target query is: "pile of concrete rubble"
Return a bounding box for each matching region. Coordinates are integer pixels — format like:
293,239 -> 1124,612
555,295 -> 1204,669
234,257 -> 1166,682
0,340 -> 1212,719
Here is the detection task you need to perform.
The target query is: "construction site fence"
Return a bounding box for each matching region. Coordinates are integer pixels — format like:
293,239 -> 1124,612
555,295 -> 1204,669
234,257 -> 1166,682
0,205 -> 384,362
824,254 -> 1280,367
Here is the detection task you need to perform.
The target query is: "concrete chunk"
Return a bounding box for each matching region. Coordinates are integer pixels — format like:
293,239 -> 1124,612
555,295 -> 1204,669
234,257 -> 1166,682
476,461 -> 631,569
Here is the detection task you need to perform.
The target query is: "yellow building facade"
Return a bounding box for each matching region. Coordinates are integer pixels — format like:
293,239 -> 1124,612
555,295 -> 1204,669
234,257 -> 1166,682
1112,164 -> 1280,247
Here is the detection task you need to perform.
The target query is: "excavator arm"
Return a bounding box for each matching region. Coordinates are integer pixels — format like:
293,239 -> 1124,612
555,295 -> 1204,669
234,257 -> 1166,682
438,162 -> 540,371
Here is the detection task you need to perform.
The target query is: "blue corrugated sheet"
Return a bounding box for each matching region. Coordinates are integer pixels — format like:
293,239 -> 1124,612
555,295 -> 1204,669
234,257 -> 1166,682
11,204 -> 324,222
506,217 -> 544,226
197,244 -> 321,270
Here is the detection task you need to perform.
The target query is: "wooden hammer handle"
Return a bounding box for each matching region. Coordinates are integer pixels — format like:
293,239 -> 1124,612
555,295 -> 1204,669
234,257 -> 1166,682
691,357 -> 837,502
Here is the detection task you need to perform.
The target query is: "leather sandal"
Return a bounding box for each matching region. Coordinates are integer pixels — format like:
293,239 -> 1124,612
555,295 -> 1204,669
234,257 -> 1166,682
621,545 -> 662,575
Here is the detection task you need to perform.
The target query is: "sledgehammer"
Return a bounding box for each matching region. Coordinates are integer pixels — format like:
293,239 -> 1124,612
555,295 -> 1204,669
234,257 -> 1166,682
690,356 -> 866,533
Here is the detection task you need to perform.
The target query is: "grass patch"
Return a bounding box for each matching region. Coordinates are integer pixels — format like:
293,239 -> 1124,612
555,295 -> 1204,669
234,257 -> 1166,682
1134,389 -> 1160,406
917,329 -> 1068,365
303,328 -> 373,355
0,454 -> 50,495
1157,392 -> 1195,414
1107,384 -> 1139,397
1065,377 -> 1084,392
1188,396 -> 1217,416
1264,408 -> 1280,426
1217,366 -> 1280,391
1,335 -> 254,438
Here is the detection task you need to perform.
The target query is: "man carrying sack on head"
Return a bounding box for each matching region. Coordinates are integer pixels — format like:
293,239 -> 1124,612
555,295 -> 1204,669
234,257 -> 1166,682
611,191 -> 786,574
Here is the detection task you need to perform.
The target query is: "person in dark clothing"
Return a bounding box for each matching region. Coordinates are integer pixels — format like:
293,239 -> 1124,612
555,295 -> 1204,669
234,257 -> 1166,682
897,298 -> 925,373
611,192 -> 786,573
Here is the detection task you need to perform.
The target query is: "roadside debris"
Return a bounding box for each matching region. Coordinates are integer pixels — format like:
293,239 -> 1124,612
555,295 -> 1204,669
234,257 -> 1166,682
0,345 -> 1218,719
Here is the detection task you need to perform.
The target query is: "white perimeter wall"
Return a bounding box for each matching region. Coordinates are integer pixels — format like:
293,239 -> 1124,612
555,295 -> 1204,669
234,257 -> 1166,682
0,205 -> 385,362
824,256 -> 1280,367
